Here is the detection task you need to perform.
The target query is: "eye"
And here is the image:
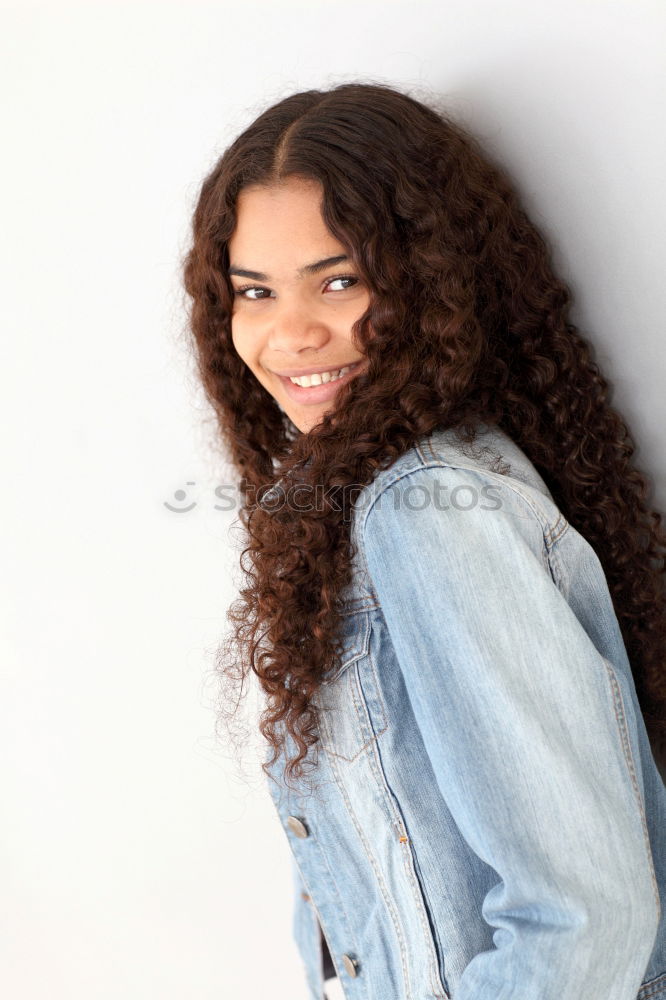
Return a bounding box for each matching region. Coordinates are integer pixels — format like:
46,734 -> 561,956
231,274 -> 360,300
233,285 -> 273,300
324,275 -> 359,292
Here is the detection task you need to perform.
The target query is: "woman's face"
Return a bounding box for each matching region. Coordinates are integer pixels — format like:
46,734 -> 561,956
227,177 -> 371,434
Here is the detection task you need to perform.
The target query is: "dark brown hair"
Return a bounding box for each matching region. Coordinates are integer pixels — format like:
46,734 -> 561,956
182,81 -> 666,787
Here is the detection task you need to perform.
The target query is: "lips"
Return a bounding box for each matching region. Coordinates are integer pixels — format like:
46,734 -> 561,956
271,360 -> 363,378
275,359 -> 366,404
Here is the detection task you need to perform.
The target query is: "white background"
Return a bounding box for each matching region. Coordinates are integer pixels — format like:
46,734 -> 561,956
2,1 -> 664,997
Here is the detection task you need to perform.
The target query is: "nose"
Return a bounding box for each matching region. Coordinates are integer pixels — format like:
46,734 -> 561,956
267,300 -> 332,355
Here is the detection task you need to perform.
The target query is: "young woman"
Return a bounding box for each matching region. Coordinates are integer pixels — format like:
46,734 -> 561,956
182,82 -> 666,1000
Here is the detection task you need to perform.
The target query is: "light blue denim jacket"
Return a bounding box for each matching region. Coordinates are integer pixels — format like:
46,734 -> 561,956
265,422 -> 666,999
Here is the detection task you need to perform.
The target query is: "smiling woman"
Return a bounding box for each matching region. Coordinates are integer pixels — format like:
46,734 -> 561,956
227,179 -> 371,433
181,82 -> 666,1000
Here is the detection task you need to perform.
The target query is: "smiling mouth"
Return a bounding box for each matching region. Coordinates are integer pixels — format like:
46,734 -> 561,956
286,362 -> 361,387
275,359 -> 366,403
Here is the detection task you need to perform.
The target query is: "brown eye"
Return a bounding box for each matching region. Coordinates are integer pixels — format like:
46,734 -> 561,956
234,285 -> 273,300
324,276 -> 359,292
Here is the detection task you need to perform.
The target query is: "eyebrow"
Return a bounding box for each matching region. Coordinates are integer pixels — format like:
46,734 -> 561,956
227,254 -> 350,281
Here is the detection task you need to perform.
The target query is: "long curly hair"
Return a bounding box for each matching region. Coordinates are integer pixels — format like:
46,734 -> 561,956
181,81 -> 666,787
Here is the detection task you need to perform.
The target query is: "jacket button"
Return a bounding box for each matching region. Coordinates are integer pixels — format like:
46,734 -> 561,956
341,954 -> 360,978
286,815 -> 309,838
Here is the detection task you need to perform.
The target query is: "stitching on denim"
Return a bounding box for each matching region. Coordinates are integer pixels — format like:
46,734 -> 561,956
638,970 -> 666,998
325,631 -> 448,998
350,653 -> 389,746
290,851 -> 354,1000
321,612 -> 372,685
320,675 -> 387,762
544,511 -> 569,546
310,846 -> 358,998
416,437 -> 437,464
343,548 -> 380,609
319,619 -> 389,762
359,462 -> 561,591
327,745 -> 413,999
546,534 -> 569,596
340,597 -> 380,615
602,658 -> 662,923
548,518 -> 662,924
359,459 -> 560,550
364,737 -> 451,999
366,431 -> 558,537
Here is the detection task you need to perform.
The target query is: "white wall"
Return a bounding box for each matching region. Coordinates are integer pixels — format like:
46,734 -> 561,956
2,1 -> 664,997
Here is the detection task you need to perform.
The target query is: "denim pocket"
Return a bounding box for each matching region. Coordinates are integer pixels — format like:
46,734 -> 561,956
322,607 -> 372,684
316,610 -> 388,762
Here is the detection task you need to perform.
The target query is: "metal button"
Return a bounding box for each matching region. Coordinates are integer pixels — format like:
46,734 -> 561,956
286,815 -> 309,838
341,953 -> 359,978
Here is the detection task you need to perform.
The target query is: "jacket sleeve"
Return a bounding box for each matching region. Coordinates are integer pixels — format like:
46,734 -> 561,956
360,464 -> 659,1000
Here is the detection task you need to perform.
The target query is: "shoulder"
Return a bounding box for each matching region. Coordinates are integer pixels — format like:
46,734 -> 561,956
353,422 -> 568,560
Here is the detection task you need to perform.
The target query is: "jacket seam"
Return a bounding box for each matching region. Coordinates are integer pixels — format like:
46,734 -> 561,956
358,461 -> 564,587
321,610 -> 372,685
366,736 -> 451,998
323,617 -> 449,997
416,436 -> 437,465
289,853 -> 330,999
544,511 -> 569,546
319,646 -> 389,762
546,539 -> 662,928
292,835 -> 359,997
326,748 -> 414,999
639,970 -> 666,998
358,457 -> 563,550
339,597 -> 381,614
597,656 -> 661,924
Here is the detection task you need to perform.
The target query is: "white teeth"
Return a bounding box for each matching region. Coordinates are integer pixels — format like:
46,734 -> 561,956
289,365 -> 352,387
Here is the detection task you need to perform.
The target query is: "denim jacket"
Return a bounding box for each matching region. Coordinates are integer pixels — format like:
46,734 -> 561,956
265,422 -> 666,999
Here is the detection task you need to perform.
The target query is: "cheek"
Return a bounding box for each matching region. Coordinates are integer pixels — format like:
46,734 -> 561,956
341,298 -> 370,334
230,323 -> 252,365
230,326 -> 269,388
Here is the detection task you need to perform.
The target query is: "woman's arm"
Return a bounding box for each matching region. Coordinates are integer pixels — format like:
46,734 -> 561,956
361,464 -> 659,1000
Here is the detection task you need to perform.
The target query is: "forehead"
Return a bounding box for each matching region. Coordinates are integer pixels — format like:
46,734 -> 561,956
228,178 -> 344,265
